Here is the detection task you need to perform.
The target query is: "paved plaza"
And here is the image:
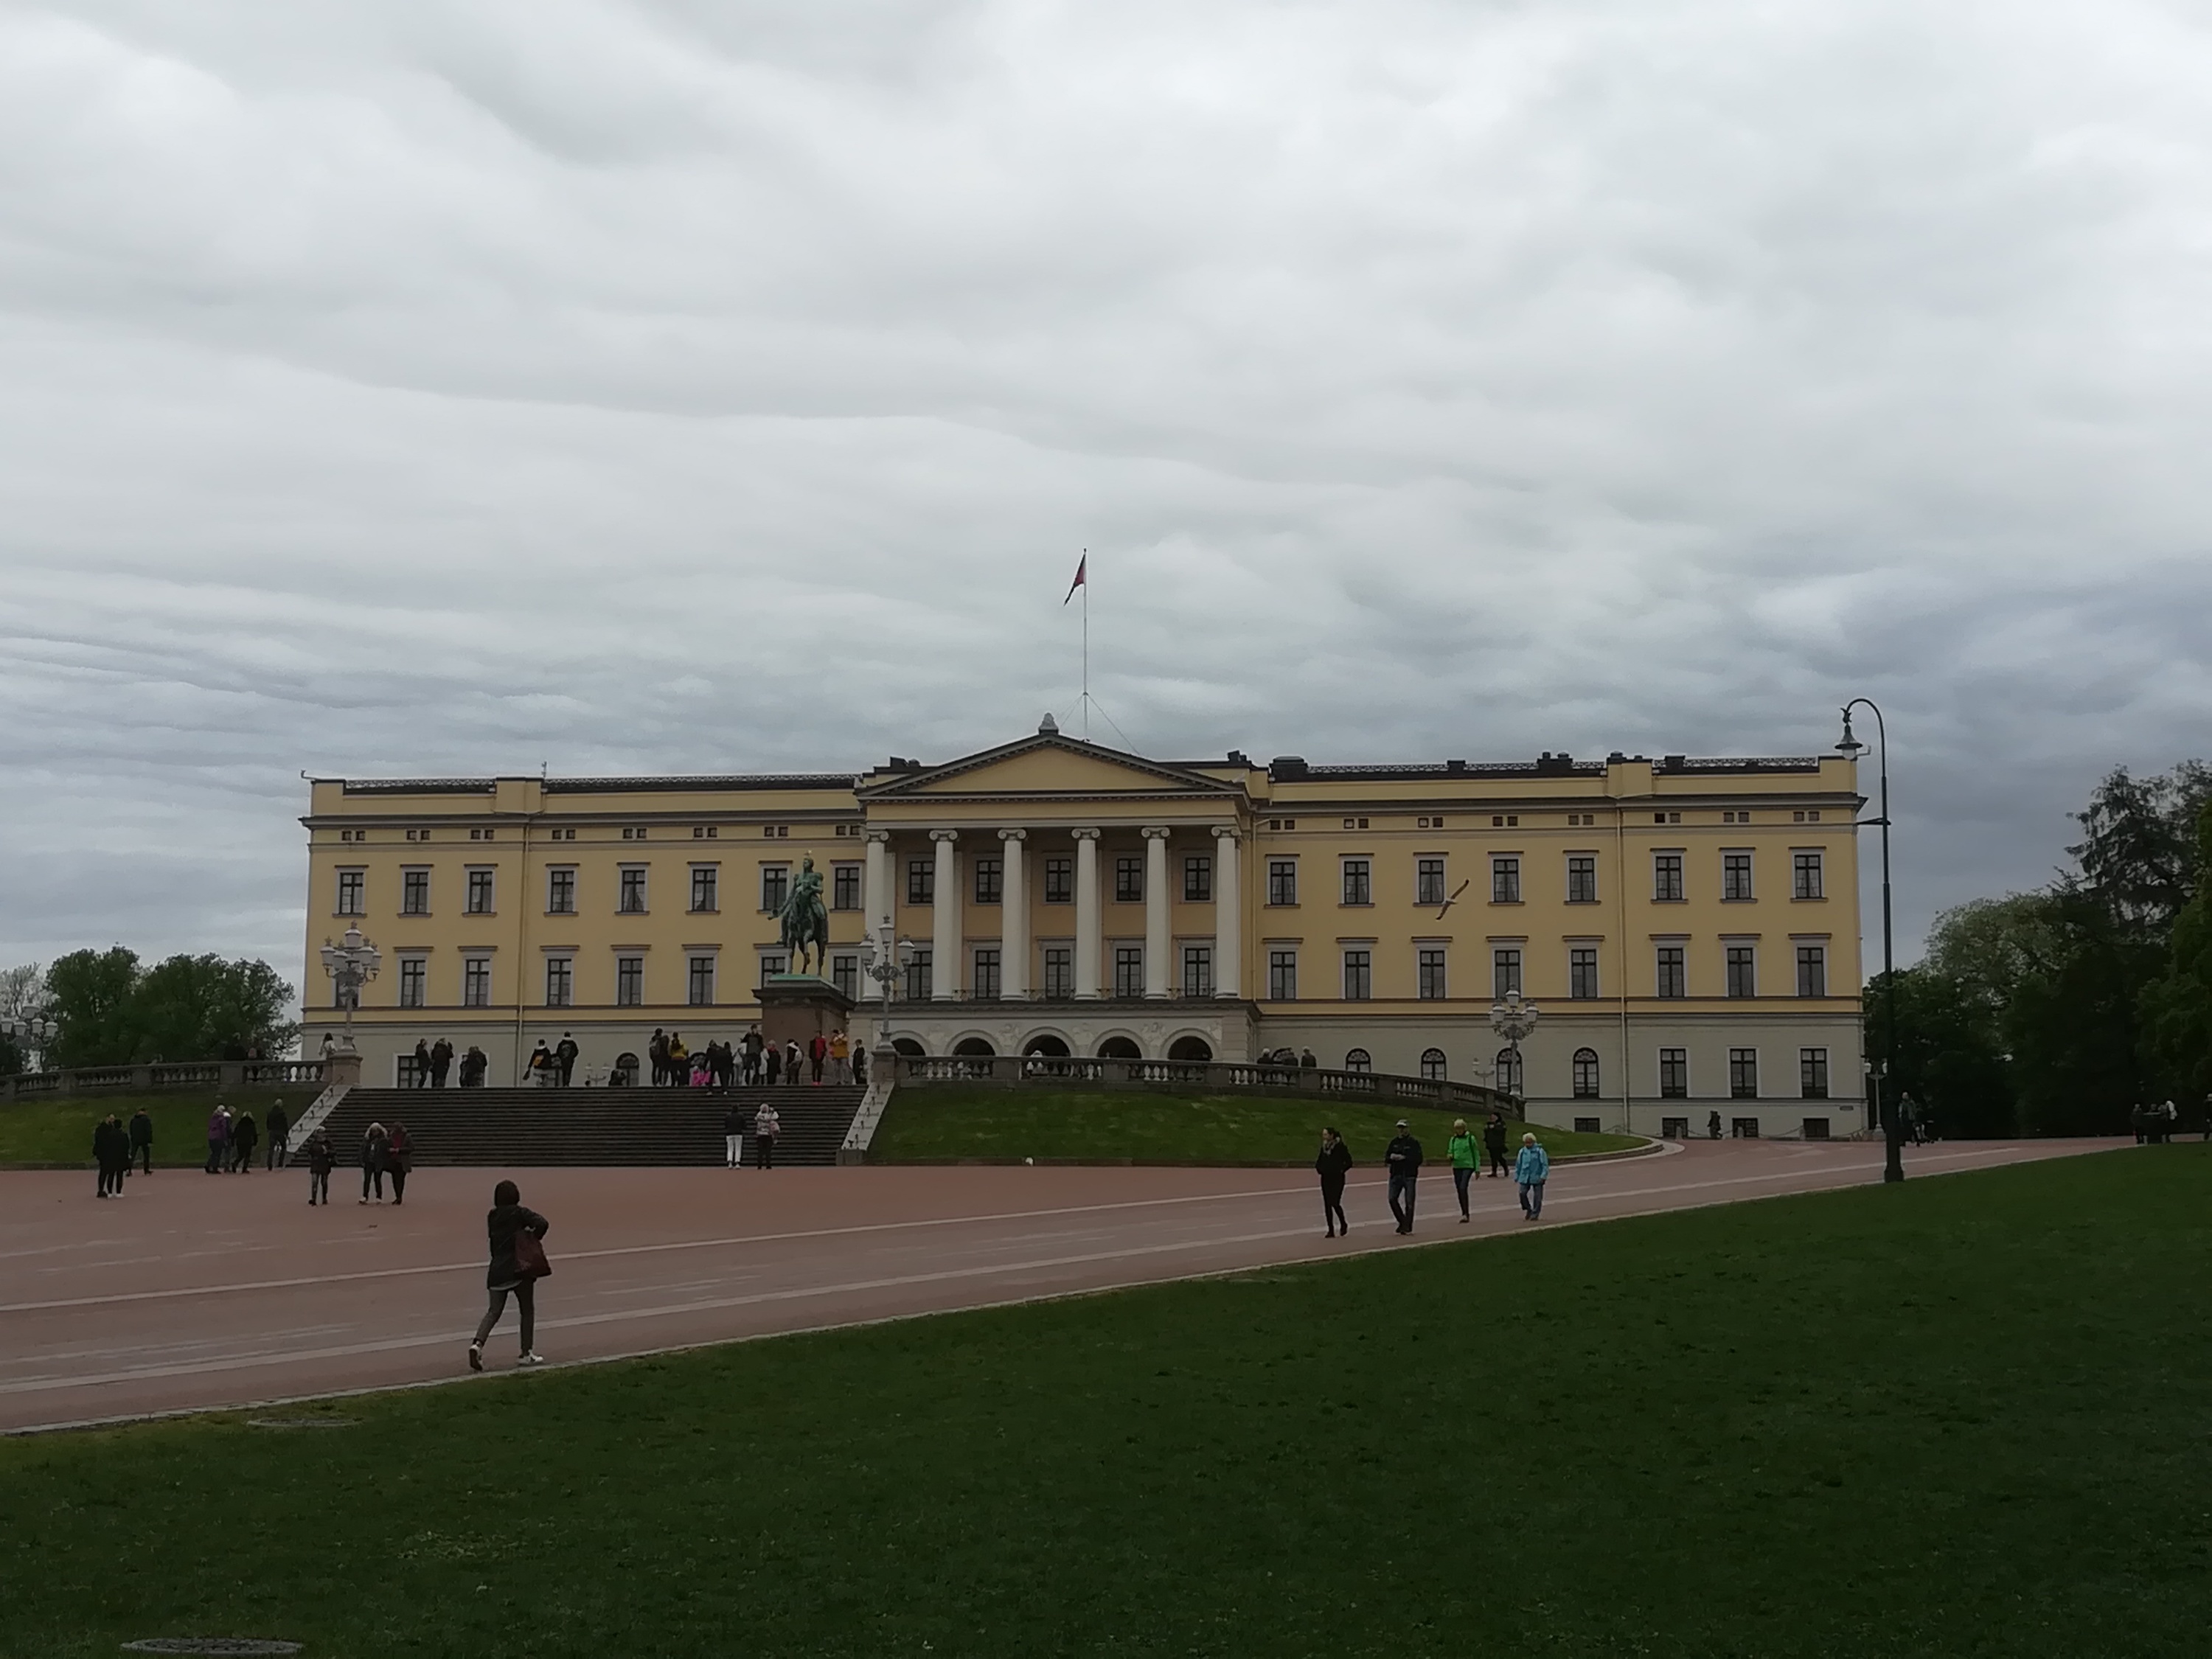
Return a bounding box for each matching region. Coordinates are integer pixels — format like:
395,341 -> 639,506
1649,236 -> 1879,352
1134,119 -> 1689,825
0,1138 -> 2116,1433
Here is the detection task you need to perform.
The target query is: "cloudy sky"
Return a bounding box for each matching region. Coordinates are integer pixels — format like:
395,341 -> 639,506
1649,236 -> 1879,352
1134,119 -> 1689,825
2,0 -> 2208,994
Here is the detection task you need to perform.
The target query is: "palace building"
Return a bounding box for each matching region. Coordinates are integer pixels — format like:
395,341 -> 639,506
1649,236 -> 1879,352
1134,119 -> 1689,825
299,720 -> 1867,1137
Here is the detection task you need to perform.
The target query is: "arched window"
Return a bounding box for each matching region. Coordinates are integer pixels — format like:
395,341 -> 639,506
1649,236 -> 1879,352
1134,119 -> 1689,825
1343,1048 -> 1372,1074
1023,1034 -> 1071,1057
1419,1048 -> 1447,1082
1495,1048 -> 1523,1096
1572,1047 -> 1601,1099
892,1037 -> 927,1057
1096,1035 -> 1141,1060
951,1037 -> 996,1057
1167,1035 -> 1213,1062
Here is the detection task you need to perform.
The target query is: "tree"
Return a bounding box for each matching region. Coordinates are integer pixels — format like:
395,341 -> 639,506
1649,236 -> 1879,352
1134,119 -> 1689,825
2140,799 -> 2212,1114
1864,965 -> 2015,1138
2067,762 -> 2212,939
44,947 -> 298,1067
45,947 -> 145,1068
0,961 -> 43,1075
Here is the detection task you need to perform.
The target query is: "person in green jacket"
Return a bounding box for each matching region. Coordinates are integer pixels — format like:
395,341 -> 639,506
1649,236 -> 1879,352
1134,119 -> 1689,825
1514,1132 -> 1551,1220
1446,1118 -> 1480,1222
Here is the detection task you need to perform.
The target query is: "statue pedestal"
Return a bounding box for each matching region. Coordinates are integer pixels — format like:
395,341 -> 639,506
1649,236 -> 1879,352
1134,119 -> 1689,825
758,975 -> 858,1057
323,1045 -> 364,1089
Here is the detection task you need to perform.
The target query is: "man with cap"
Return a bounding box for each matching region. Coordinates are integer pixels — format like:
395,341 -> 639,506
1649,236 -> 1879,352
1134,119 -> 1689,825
1384,1119 -> 1423,1234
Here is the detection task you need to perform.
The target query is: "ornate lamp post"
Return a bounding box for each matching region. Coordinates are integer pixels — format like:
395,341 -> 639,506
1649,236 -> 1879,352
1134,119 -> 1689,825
2,1012 -> 55,1072
1489,990 -> 1540,1112
857,922 -> 915,1067
1836,700 -> 1902,1183
319,924 -> 382,1052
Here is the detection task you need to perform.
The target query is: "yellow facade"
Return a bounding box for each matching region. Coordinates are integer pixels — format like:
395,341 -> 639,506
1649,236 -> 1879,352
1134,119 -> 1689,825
301,725 -> 1865,1135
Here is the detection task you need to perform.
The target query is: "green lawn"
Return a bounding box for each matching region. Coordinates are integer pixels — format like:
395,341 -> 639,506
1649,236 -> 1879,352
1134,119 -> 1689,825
5,1147 -> 2205,1657
869,1085 -> 1640,1163
0,1088 -> 305,1166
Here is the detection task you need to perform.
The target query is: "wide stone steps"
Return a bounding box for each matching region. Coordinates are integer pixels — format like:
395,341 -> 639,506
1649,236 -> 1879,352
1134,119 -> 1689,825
321,1086 -> 864,1168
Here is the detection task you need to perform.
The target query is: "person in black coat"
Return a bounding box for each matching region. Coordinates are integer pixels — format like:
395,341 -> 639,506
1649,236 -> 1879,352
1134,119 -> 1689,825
1482,1111 -> 1509,1178
266,1100 -> 290,1170
430,1037 -> 455,1088
469,1180 -> 550,1370
1385,1120 -> 1423,1234
723,1102 -> 746,1168
1315,1127 -> 1352,1237
128,1108 -> 154,1175
94,1114 -> 128,1197
229,1111 -> 258,1174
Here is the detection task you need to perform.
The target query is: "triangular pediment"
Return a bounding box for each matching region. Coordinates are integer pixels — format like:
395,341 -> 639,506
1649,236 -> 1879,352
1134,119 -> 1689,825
860,733 -> 1240,801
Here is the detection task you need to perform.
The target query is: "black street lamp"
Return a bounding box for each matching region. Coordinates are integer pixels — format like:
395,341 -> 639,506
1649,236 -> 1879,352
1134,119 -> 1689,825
1836,700 -> 1902,1183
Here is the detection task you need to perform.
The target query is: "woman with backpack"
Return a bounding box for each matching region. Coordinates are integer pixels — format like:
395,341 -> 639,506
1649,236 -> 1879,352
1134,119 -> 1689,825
468,1179 -> 550,1371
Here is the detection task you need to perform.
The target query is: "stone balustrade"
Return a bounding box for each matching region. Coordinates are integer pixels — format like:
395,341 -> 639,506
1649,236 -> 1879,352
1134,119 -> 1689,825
894,1051 -> 1508,1113
1,1060 -> 326,1100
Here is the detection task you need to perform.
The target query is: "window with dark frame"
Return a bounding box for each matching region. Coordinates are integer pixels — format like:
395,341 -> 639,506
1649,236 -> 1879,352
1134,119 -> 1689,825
618,866 -> 648,914
907,858 -> 934,905
1182,944 -> 1213,997
546,868 -> 574,915
615,956 -> 644,1006
1495,1046 -> 1523,1094
1417,947 -> 1447,1001
689,866 -> 718,913
336,869 -> 364,915
1801,1047 -> 1830,1099
1113,945 -> 1144,997
1572,1047 -> 1600,1098
973,947 -> 1001,1000
1343,1048 -> 1372,1074
462,958 -> 491,1008
1416,857 -> 1446,907
1659,1047 -> 1688,1098
545,957 -> 573,1007
1492,947 -> 1522,998
1796,945 -> 1827,998
1569,947 -> 1599,1000
1726,945 -> 1756,998
1419,1048 -> 1447,1081
1342,949 -> 1371,1000
466,869 -> 495,914
1267,950 -> 1298,1001
1183,855 -> 1212,902
974,856 -> 1003,905
1341,859 -> 1371,905
1653,853 -> 1684,902
1730,1047 -> 1759,1098
397,957 -> 427,1009
905,948 -> 933,1001
403,869 -> 432,915
1723,852 -> 1753,900
759,953 -> 787,983
1043,947 -> 1073,997
759,865 -> 788,914
1656,946 -> 1686,998
1793,851 -> 1823,900
1043,858 -> 1073,904
1267,859 -> 1297,906
832,863 -> 862,911
1492,856 -> 1520,903
1567,855 -> 1597,904
832,954 -> 858,1000
1115,857 -> 1143,904
687,955 -> 716,1006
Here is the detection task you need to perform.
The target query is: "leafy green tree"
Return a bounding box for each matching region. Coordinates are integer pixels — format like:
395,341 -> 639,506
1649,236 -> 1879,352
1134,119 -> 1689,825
2140,799 -> 2212,1115
136,955 -> 298,1061
45,947 -> 145,1068
0,1029 -> 22,1077
1864,965 -> 2015,1138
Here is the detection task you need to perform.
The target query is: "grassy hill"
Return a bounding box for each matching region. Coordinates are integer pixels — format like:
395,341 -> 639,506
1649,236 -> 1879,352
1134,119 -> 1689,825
868,1083 -> 1641,1164
0,1088 -> 306,1167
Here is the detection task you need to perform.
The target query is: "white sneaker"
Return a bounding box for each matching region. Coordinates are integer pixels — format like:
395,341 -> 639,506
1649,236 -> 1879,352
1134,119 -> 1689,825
518,1351 -> 546,1367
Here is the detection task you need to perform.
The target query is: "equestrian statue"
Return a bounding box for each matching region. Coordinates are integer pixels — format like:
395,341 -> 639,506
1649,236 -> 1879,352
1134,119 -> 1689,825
776,853 -> 832,978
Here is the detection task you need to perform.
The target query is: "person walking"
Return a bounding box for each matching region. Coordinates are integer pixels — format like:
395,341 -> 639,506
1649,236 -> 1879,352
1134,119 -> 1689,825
1447,1118 -> 1479,1222
649,1028 -> 670,1088
783,1040 -> 803,1086
467,1180 -> 550,1371
1482,1110 -> 1509,1179
1315,1127 -> 1352,1237
1385,1119 -> 1422,1234
1514,1132 -> 1550,1220
460,1045 -> 488,1088
361,1121 -> 389,1203
851,1042 -> 868,1090
752,1102 -> 781,1169
386,1121 -> 414,1205
412,1037 -> 434,1087
94,1113 -> 127,1198
266,1099 -> 291,1170
229,1110 -> 258,1174
204,1104 -> 231,1175
526,1041 -> 554,1087
742,1027 -> 764,1085
128,1107 -> 153,1175
555,1032 -> 580,1088
667,1033 -> 689,1089
306,1128 -> 335,1206
723,1101 -> 745,1168
430,1036 -> 454,1088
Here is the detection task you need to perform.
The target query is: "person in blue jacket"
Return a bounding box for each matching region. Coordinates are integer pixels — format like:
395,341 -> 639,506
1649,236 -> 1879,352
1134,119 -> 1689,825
1514,1132 -> 1551,1220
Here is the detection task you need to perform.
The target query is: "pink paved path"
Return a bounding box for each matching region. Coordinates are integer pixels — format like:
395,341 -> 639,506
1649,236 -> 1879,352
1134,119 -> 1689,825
0,1138 -> 2116,1433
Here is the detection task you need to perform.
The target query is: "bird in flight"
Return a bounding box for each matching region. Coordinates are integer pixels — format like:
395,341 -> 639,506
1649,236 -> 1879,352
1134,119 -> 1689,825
1435,879 -> 1470,920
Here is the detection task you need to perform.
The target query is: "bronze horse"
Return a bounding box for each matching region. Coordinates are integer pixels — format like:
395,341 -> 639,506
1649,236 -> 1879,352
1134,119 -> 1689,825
776,854 -> 832,978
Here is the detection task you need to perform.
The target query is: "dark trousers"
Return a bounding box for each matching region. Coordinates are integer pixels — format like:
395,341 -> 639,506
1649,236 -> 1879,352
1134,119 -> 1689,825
1453,1166 -> 1474,1217
205,1142 -> 224,1173
362,1165 -> 384,1200
754,1135 -> 776,1169
474,1280 -> 536,1353
268,1135 -> 288,1170
389,1167 -> 408,1204
432,1067 -> 450,1088
1320,1176 -> 1347,1234
810,1055 -> 824,1082
310,1169 -> 330,1204
1486,1147 -> 1509,1177
134,1144 -> 152,1174
1388,1172 -> 1417,1231
97,1161 -> 122,1197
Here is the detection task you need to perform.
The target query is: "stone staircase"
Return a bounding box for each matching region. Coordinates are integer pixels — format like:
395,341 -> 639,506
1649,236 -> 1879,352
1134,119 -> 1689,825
320,1086 -> 866,1168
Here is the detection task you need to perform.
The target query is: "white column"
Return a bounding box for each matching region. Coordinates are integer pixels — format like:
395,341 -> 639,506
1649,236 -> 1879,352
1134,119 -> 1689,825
1072,827 -> 1102,999
1212,826 -> 1242,998
999,828 -> 1029,1000
930,830 -> 961,1000
863,830 -> 891,932
1142,827 -> 1172,998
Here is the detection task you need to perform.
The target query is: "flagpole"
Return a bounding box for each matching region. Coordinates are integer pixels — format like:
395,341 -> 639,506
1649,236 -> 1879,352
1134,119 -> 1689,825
1082,568 -> 1089,742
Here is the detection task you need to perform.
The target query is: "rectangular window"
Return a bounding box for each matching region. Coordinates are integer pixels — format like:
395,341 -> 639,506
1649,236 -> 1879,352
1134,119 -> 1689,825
1569,947 -> 1599,1000
1796,945 -> 1828,998
759,953 -> 787,984
1730,1048 -> 1759,1099
401,868 -> 431,915
1655,946 -> 1686,998
904,948 -> 933,1001
1723,852 -> 1754,901
1801,1047 -> 1830,1099
832,863 -> 862,911
1726,945 -> 1756,998
1043,858 -> 1073,904
1659,1048 -> 1688,1098
466,869 -> 495,914
1042,947 -> 1073,998
1115,857 -> 1144,904
1417,947 -> 1447,1001
1567,855 -> 1598,904
462,958 -> 492,1008
689,866 -> 718,913
1267,859 -> 1298,906
758,864 -> 787,914
907,859 -> 934,905
973,856 -> 1003,905
615,956 -> 644,1007
832,954 -> 858,1001
1416,858 -> 1446,908
687,955 -> 717,1006
544,956 -> 573,1008
1653,853 -> 1684,902
1267,950 -> 1298,1001
1343,949 -> 1371,1000
1492,857 -> 1521,903
545,868 -> 574,915
1182,945 -> 1214,997
335,869 -> 364,915
1113,945 -> 1144,997
397,957 -> 428,1009
1341,859 -> 1371,906
1793,851 -> 1824,900
1492,947 -> 1523,999
972,947 -> 1002,999
1183,855 -> 1213,902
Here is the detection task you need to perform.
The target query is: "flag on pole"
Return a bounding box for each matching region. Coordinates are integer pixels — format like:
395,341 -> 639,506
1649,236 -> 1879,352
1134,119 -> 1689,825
1063,554 -> 1087,604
